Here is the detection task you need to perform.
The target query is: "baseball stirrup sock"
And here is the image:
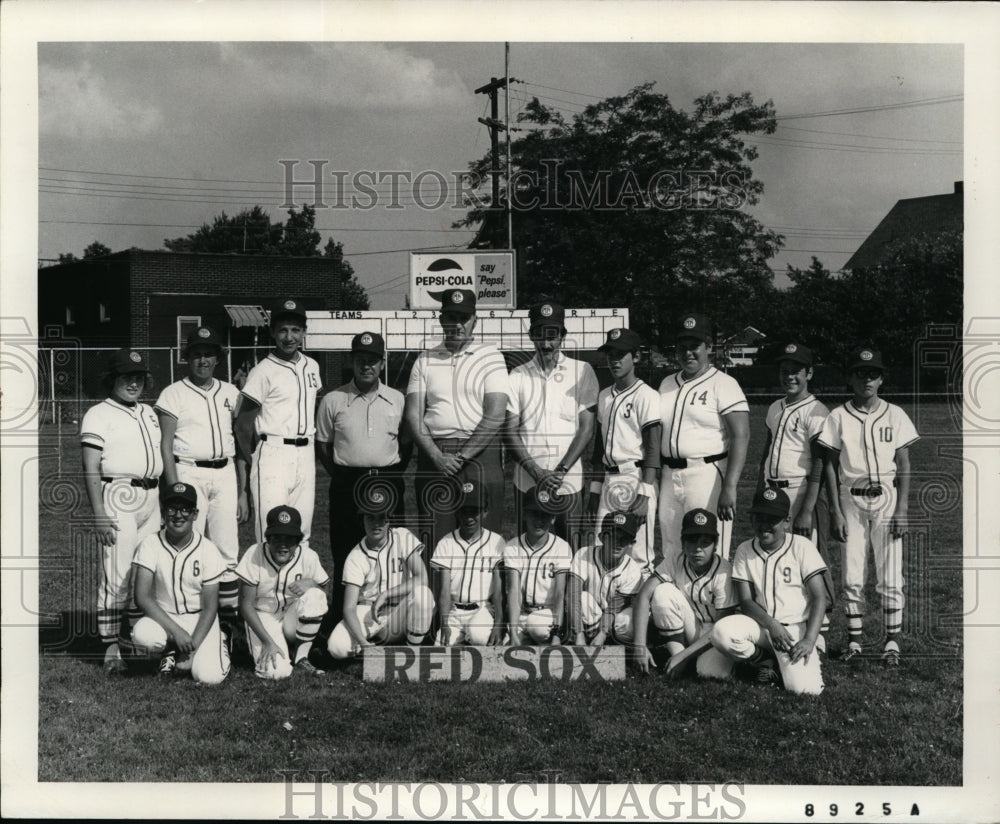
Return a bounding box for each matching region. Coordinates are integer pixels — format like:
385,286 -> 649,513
883,609 -> 902,637
846,612 -> 863,642
97,609 -> 122,642
219,579 -> 240,617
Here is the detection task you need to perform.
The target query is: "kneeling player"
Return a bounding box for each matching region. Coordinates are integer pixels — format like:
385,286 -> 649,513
327,488 -> 434,657
567,511 -> 645,647
236,505 -> 331,678
630,508 -> 737,677
431,479 -> 505,646
504,488 -> 573,645
131,483 -> 230,685
712,488 -> 827,695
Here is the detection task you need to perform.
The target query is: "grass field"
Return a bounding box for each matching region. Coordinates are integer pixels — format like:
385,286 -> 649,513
35,397 -> 963,784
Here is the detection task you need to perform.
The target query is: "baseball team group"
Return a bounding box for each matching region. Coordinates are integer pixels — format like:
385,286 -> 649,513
79,289 -> 918,694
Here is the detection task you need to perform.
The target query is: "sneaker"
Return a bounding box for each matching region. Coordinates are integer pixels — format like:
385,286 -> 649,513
158,652 -> 177,677
103,644 -> 127,677
882,640 -> 901,667
755,661 -> 779,685
842,641 -> 863,662
295,657 -> 325,676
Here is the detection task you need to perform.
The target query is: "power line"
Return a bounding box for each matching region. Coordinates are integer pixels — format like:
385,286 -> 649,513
777,123 -> 961,144
39,218 -> 476,234
776,93 -> 962,121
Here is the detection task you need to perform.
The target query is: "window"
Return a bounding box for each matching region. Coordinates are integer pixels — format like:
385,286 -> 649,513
65,307 -> 76,326
177,315 -> 202,363
99,302 -> 112,323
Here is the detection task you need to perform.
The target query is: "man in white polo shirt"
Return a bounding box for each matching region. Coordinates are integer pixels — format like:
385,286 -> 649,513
507,300 -> 598,548
404,288 -> 510,551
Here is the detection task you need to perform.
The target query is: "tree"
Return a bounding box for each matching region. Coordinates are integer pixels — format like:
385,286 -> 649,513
455,83 -> 783,344
57,240 -> 113,263
324,238 -> 370,310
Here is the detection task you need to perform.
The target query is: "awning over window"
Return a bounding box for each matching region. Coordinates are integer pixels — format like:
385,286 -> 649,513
224,305 -> 269,328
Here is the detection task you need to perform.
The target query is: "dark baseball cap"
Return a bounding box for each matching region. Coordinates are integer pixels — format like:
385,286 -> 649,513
456,477 -> 488,510
600,510 -> 639,540
265,505 -> 304,538
681,508 -> 719,538
675,313 -> 713,345
269,298 -> 307,324
160,481 -> 198,509
846,346 -> 885,373
351,331 -> 385,357
431,288 -> 476,316
528,301 -> 566,330
777,342 -> 813,367
106,349 -> 151,376
750,487 -> 791,519
599,327 -> 643,353
522,486 -> 563,514
185,326 -> 224,356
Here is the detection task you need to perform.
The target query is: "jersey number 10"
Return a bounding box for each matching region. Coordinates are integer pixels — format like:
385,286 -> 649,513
878,426 -> 893,443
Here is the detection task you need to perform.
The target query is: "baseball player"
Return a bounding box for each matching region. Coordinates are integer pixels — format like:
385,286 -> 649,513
587,327 -> 661,574
80,349 -> 163,675
630,508 -> 737,678
156,325 -> 246,633
503,487 -> 574,645
658,313 -> 749,562
236,505 -> 331,678
130,482 -> 230,685
235,298 -> 322,544
326,487 -> 435,658
430,478 -> 505,646
817,347 -> 918,665
712,487 -> 828,695
566,511 -> 645,648
506,300 -> 598,548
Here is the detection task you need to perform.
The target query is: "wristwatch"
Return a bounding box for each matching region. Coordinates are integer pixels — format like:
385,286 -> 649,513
555,463 -> 569,474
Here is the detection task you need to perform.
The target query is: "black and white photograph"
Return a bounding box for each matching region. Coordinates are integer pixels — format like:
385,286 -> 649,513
2,1 -> 998,821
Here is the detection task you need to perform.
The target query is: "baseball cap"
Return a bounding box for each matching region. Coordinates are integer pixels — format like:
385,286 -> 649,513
846,346 -> 885,373
265,505 -> 304,539
675,313 -> 713,345
160,481 -> 198,509
777,342 -> 813,367
681,508 -> 719,538
522,486 -> 563,514
430,288 -> 476,316
106,349 -> 151,376
750,487 -> 791,519
269,298 -> 307,325
456,477 -> 488,510
599,327 -> 643,353
600,511 -> 640,540
528,301 -> 566,330
351,331 -> 385,357
184,326 -> 224,356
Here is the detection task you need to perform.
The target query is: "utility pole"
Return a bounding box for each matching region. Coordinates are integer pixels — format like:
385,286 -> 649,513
475,76 -> 510,212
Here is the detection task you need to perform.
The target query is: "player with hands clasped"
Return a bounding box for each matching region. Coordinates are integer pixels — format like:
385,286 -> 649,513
587,328 -> 661,576
430,479 -> 506,646
80,349 -> 163,675
326,487 -> 435,658
503,487 -> 574,645
816,347 -> 918,666
630,508 -> 737,678
236,505 -> 331,678
711,487 -> 828,695
566,512 -> 645,649
131,483 -> 230,684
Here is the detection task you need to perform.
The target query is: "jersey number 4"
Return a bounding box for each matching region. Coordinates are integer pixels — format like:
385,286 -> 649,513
689,391 -> 708,406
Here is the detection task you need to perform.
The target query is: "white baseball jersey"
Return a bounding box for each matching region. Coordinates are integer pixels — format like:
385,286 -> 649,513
764,395 -> 829,481
503,533 -> 573,611
235,541 -> 331,614
731,534 -> 827,625
659,368 -> 748,459
431,528 -> 505,604
817,399 -> 918,487
132,531 -> 226,615
241,353 -> 322,438
341,527 -> 424,603
597,379 -> 660,468
652,553 -> 737,624
80,398 -> 163,479
155,378 -> 239,460
570,545 -> 644,612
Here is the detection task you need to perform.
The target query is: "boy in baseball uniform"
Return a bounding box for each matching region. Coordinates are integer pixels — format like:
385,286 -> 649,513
236,505 -> 331,678
235,298 -> 322,544
327,488 -> 435,658
131,483 -> 230,685
630,508 -> 737,678
566,511 -> 645,648
817,347 -> 918,665
156,326 -> 246,634
503,487 -> 574,645
587,328 -> 661,576
430,479 -> 505,646
712,487 -> 828,695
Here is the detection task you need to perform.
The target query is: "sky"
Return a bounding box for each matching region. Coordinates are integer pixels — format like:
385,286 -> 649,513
37,40 -> 964,309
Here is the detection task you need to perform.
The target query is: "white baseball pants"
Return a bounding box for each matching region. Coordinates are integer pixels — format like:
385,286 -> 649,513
711,614 -> 824,695
251,439 -> 315,544
648,582 -> 734,679
327,585 -> 435,658
438,603 -> 497,646
131,613 -> 230,685
594,472 -> 657,575
579,590 -> 634,643
247,587 -> 328,679
658,459 -> 730,562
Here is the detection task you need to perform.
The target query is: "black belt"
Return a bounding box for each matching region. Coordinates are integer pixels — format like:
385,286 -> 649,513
331,464 -> 395,477
176,456 -> 228,469
603,460 -> 641,474
662,451 -> 728,470
851,486 -> 883,497
453,602 -> 480,610
260,434 -> 309,447
101,476 -> 159,489
766,479 -> 791,489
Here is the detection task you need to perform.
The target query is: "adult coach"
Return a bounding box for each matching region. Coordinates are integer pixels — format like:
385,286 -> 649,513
315,331 -> 410,618
156,326 -> 246,630
235,298 -> 322,544
404,288 -> 509,548
658,313 -> 749,561
506,301 -> 598,547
